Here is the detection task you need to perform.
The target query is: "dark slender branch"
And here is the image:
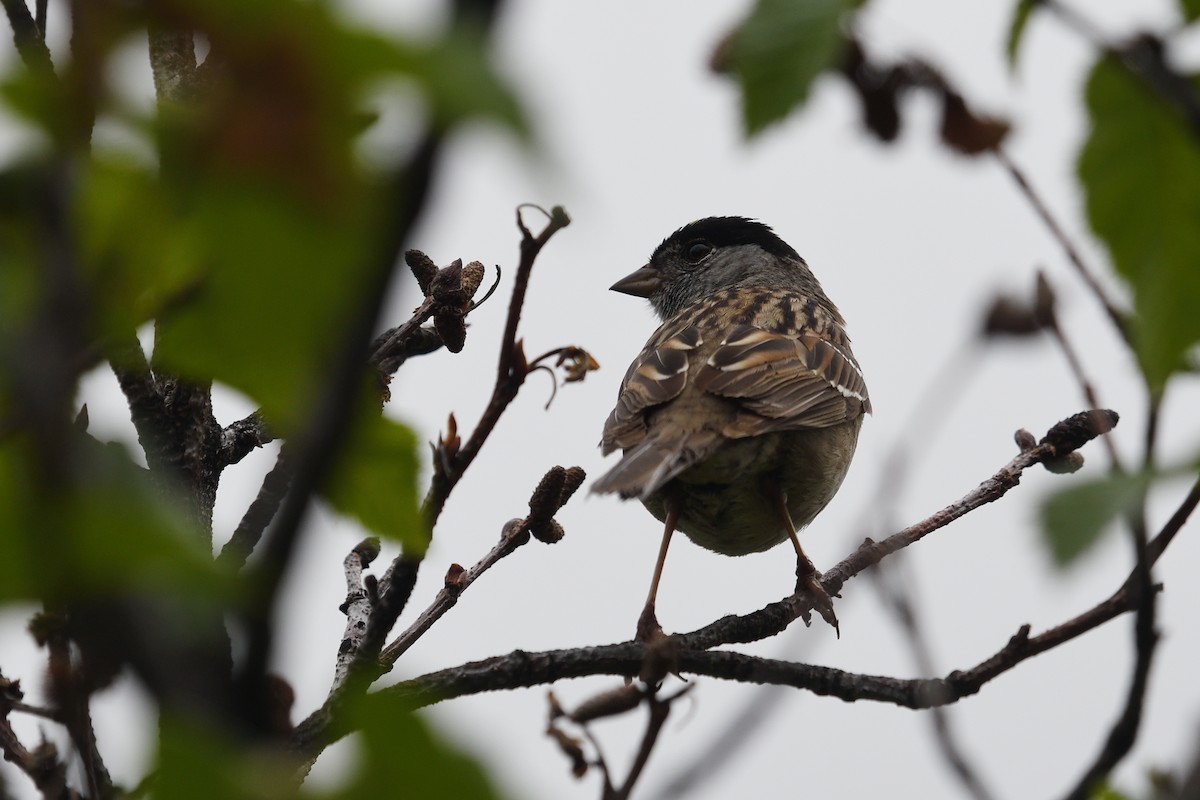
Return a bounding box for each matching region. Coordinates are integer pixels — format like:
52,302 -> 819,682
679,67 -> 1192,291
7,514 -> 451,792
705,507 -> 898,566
109,334 -> 174,470
994,149 -> 1130,345
0,716 -> 79,800
1,0 -> 54,74
1061,394 -> 1163,800
421,205 -> 571,530
147,18 -> 196,102
235,133 -> 442,732
290,411 -> 1123,758
217,411 -> 274,467
872,559 -> 996,800
216,445 -> 293,571
1044,304 -> 1123,469
380,518 -> 531,665
606,690 -> 685,800
1041,0 -> 1200,135
368,297 -> 438,370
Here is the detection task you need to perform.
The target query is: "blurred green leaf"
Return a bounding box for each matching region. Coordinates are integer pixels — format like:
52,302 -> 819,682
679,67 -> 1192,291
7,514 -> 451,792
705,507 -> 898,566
0,441 -> 39,600
0,436 -> 231,601
1181,0 -> 1200,24
323,412 -> 423,554
396,31 -> 527,134
1041,473 -> 1148,567
152,179 -> 375,433
1078,57 -> 1200,389
1088,780 -> 1134,800
320,694 -> 501,800
76,155 -> 202,337
157,716 -> 298,800
1006,0 -> 1038,69
732,0 -> 854,135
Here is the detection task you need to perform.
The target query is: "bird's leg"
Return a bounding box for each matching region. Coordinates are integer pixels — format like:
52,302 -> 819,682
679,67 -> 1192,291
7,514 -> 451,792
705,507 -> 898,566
777,492 -> 840,635
637,496 -> 680,642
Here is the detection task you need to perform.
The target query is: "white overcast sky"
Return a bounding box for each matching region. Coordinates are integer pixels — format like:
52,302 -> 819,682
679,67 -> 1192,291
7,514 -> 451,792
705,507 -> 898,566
4,1 -> 1200,799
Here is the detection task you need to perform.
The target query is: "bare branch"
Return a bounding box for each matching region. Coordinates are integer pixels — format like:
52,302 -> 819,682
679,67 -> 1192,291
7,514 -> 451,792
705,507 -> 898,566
234,133 -> 442,731
1,0 -> 54,74
994,149 -> 1131,345
216,445 -> 292,571
289,410 -> 1125,760
218,411 -> 274,468
422,205 -> 572,531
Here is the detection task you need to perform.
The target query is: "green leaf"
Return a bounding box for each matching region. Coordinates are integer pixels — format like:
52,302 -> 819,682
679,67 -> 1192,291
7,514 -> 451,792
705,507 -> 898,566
1006,0 -> 1038,70
1181,0 -> 1200,24
321,694 -> 502,800
323,413 -> 423,554
76,155 -> 203,338
1040,474 -> 1148,567
1078,58 -> 1200,389
157,716 -> 297,800
397,31 -> 528,135
0,436 -> 231,601
731,0 -> 855,135
152,179 -> 375,433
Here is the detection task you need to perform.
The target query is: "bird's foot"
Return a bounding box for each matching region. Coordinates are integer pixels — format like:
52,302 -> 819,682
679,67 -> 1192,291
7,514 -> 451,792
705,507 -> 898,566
795,566 -> 840,637
636,602 -> 667,643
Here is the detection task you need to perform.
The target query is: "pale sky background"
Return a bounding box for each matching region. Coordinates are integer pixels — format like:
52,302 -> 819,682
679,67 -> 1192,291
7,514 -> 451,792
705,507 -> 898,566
3,1 -> 1200,799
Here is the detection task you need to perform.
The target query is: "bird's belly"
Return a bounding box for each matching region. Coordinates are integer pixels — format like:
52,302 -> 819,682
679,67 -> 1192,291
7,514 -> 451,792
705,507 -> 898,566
639,425 -> 860,556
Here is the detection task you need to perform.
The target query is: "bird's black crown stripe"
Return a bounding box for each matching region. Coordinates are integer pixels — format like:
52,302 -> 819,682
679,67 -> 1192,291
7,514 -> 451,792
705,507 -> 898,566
652,216 -> 802,262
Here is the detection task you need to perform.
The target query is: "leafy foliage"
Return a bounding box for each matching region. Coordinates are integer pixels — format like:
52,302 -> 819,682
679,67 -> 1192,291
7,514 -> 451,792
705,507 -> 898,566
1078,56 -> 1200,389
731,0 -> 855,134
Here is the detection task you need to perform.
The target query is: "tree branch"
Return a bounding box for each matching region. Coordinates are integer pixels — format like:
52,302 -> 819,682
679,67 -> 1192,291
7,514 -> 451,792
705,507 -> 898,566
290,410 -> 1123,758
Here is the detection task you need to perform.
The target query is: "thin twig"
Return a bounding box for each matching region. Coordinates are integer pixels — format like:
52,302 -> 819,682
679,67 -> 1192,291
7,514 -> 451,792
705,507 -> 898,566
1044,306 -> 1123,469
235,133 -> 441,731
1041,0 -> 1200,135
1061,394 -> 1163,800
217,411 -> 274,467
289,410 -> 1124,758
606,689 -> 688,800
1,0 -> 55,74
422,205 -> 572,530
993,149 -> 1130,344
872,558 -> 997,800
380,519 -> 530,665
215,445 -> 292,571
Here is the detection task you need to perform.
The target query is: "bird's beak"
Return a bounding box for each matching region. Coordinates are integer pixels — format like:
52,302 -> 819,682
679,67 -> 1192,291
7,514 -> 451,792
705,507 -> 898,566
609,264 -> 662,298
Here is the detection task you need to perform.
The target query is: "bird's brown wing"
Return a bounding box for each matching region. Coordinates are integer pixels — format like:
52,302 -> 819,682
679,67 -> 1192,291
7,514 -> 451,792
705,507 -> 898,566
695,307 -> 870,438
599,322 -> 703,454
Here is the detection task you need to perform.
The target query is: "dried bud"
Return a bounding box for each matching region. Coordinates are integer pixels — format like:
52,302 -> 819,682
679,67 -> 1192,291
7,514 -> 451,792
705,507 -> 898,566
568,684 -> 643,724
406,250 -> 438,296
556,347 -> 601,383
560,467 -> 586,504
1042,451 -> 1085,474
529,467 -> 567,522
531,519 -> 565,544
1040,409 -> 1119,455
353,538 -> 381,566
940,90 -> 1010,155
461,261 -> 486,299
433,310 -> 467,353
983,296 -> 1042,337
444,563 -> 466,591
1033,272 -> 1056,328
1014,429 -> 1037,452
546,725 -> 589,779
431,259 -> 477,307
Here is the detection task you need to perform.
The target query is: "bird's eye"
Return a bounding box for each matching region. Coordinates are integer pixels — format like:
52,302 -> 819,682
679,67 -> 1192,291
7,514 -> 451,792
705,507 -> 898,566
684,241 -> 714,264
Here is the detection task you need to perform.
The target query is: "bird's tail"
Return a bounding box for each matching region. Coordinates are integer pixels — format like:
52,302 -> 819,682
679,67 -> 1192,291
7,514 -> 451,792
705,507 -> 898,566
591,432 -> 717,500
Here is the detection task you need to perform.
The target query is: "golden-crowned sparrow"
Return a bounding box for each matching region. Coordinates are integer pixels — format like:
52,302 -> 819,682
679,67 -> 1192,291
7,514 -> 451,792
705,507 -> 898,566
592,217 -> 870,638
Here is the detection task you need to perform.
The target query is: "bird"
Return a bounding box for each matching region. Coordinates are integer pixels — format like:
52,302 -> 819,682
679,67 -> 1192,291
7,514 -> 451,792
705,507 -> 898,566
592,217 -> 870,640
